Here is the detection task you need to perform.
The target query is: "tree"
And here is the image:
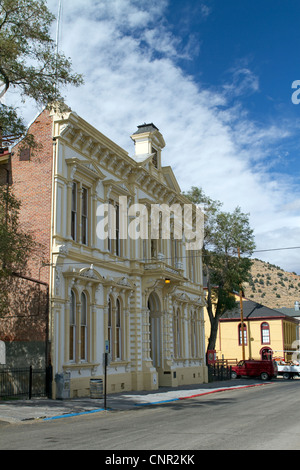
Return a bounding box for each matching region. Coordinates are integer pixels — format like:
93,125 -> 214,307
0,184 -> 38,314
0,0 -> 83,147
183,187 -> 256,354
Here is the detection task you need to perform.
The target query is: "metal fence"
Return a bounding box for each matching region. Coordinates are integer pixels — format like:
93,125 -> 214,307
0,366 -> 52,399
208,363 -> 232,382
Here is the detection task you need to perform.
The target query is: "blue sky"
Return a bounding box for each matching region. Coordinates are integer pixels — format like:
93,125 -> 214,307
6,0 -> 300,273
166,0 -> 300,177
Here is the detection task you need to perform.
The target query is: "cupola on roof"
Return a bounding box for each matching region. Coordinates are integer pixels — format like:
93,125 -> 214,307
130,123 -> 165,169
132,123 -> 159,135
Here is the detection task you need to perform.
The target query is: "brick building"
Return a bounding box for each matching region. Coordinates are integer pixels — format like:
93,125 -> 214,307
0,106 -> 207,398
0,112 -> 52,368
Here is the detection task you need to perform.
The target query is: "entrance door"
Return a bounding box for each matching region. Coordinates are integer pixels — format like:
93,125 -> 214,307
261,347 -> 273,360
148,292 -> 162,369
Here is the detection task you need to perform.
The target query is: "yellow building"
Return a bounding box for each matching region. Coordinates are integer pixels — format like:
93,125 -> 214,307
205,296 -> 299,363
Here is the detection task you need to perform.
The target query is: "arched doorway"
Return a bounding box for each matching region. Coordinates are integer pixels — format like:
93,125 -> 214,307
148,292 -> 162,369
261,347 -> 273,360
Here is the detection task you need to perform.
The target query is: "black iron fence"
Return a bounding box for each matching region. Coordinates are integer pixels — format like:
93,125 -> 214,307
208,363 -> 232,382
0,366 -> 52,399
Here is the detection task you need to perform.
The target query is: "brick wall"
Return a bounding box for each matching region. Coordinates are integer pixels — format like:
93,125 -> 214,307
10,109 -> 53,283
0,109 -> 53,367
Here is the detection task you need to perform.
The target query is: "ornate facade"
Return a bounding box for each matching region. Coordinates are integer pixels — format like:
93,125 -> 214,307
4,107 -> 207,397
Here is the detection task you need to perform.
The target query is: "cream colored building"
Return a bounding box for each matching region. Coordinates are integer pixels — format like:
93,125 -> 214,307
46,109 -> 207,397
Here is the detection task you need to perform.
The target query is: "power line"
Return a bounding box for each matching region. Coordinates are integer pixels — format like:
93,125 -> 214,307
44,245 -> 300,267
253,246 -> 300,253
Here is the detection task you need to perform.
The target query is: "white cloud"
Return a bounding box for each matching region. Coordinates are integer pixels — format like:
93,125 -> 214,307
6,0 -> 300,274
223,67 -> 260,98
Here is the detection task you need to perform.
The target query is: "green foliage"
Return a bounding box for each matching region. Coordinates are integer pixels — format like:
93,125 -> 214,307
183,186 -> 256,352
0,0 -> 83,145
0,185 -> 36,314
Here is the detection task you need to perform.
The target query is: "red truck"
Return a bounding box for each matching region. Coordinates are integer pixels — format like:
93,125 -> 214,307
231,360 -> 278,381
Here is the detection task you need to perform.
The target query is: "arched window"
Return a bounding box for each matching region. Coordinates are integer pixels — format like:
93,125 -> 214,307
81,292 -> 87,361
69,290 -> 76,361
261,322 -> 270,344
238,323 -> 247,346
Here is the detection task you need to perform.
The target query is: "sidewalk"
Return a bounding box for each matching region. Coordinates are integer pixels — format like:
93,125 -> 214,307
0,379 -> 273,424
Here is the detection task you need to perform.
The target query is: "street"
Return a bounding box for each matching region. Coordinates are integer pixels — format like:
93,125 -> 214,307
1,379 -> 300,451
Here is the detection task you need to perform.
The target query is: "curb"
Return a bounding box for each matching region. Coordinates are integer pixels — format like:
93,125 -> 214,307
134,382 -> 273,407
0,381 -> 273,423
43,407 -> 107,421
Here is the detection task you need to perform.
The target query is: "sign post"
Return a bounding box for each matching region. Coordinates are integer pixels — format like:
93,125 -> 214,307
104,340 -> 109,410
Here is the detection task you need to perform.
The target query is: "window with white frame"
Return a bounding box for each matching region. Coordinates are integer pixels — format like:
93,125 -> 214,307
191,311 -> 198,358
115,202 -> 120,256
261,322 -> 270,344
107,296 -> 123,361
108,298 -> 112,355
238,323 -> 247,346
80,292 -> 88,361
71,182 -> 77,241
116,298 -> 122,359
107,200 -> 123,256
69,290 -> 76,362
81,187 -> 88,245
173,308 -> 182,358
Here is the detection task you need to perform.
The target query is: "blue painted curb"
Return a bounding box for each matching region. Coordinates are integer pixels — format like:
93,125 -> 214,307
43,408 -> 106,421
135,398 -> 179,406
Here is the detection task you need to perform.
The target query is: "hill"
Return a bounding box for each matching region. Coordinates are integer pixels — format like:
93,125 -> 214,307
243,259 -> 300,309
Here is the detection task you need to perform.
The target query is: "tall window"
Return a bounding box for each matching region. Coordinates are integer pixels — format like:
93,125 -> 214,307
173,308 -> 182,358
238,323 -> 247,346
116,299 -> 122,359
80,292 -> 87,361
191,311 -> 198,358
108,298 -> 112,355
115,202 -> 120,256
107,199 -> 115,253
71,182 -> 77,241
261,322 -> 270,344
189,251 -> 195,282
151,146 -> 158,168
69,290 -> 76,361
142,239 -> 148,261
151,239 -> 157,259
171,231 -> 178,267
107,297 -> 123,361
82,187 -> 88,245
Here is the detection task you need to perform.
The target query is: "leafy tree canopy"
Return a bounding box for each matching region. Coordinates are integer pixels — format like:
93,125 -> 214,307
184,186 -> 256,353
0,0 -> 83,146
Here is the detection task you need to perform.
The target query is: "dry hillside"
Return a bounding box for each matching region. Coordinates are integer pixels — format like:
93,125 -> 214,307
243,259 -> 300,309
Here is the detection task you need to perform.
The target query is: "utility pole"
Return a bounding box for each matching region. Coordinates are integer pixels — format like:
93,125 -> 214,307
238,247 -> 246,361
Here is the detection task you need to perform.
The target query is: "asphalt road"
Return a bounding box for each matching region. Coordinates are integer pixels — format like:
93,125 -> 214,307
1,379 -> 300,451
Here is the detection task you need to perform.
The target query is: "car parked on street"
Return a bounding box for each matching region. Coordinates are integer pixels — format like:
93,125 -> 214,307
231,359 -> 278,381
